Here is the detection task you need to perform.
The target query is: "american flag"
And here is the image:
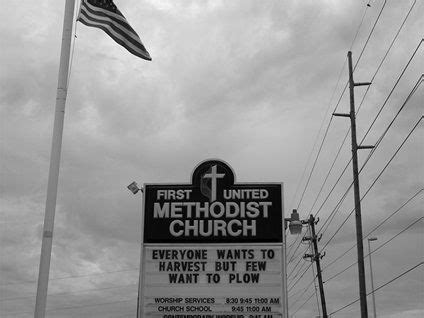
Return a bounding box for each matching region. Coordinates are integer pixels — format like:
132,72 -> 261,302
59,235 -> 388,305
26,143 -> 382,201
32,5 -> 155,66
78,0 -> 151,60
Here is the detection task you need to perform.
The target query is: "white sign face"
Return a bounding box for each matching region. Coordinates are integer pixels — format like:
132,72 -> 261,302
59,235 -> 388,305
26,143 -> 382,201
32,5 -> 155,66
143,244 -> 283,317
140,160 -> 285,317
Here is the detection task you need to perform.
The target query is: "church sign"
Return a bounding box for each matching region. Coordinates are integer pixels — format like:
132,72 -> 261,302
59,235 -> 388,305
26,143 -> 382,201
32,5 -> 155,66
140,159 -> 286,317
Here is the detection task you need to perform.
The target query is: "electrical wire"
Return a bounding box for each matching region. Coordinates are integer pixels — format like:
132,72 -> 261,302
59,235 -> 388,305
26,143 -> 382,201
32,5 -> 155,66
288,277 -> 315,310
314,73 -> 422,242
284,95 -> 423,268
289,0 -> 373,211
311,249 -> 321,316
322,188 -> 423,271
355,0 -> 419,115
289,276 -> 315,298
359,39 -> 423,145
306,2 -> 419,218
288,226 -> 313,283
289,2 -> 418,313
319,74 -> 423,240
288,225 -> 315,292
313,38 -> 422,233
0,268 -> 138,286
288,244 -> 310,278
0,282 -> 137,302
328,261 -> 423,316
2,298 -> 135,316
324,216 -> 423,284
353,0 -> 388,70
289,0 -> 393,260
321,115 -> 423,250
287,235 -> 307,265
288,262 -> 313,293
288,252 -> 310,283
288,239 -> 310,266
290,292 -> 316,317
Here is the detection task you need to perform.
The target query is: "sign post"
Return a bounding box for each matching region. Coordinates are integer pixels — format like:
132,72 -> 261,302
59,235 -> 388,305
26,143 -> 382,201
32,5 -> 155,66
139,159 -> 286,318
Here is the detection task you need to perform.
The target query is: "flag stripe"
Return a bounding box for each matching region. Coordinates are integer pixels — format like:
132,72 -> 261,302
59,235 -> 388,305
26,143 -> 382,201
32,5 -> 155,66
79,7 -> 144,51
78,16 -> 150,59
83,0 -> 128,24
82,1 -> 138,37
78,0 -> 151,60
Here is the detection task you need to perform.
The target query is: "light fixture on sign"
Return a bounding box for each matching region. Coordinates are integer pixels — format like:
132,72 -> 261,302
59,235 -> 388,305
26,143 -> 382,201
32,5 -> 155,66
127,181 -> 141,194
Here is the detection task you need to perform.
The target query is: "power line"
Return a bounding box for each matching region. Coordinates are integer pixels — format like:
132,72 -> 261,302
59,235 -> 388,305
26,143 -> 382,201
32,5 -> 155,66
3,298 -> 135,316
321,115 -> 423,250
289,277 -> 315,310
288,262 -> 313,293
349,2 -> 372,51
322,188 -> 423,271
355,0 -> 419,114
324,216 -> 423,284
311,262 -> 321,317
287,235 -> 308,265
353,0 -> 388,69
289,0 -> 394,261
288,255 -> 310,285
288,240 -> 310,266
328,261 -> 424,316
289,276 -> 315,298
315,74 -> 422,243
311,40 -> 422,231
288,247 -> 309,278
0,267 -> 138,286
0,282 -> 137,302
359,38 -> 423,145
289,0 -> 373,211
288,229 -> 313,284
305,2 -> 419,219
287,4 -> 419,306
291,292 -> 316,317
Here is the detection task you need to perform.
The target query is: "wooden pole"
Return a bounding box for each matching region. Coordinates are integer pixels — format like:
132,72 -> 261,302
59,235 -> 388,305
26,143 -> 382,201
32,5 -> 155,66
309,215 -> 328,317
347,50 -> 369,318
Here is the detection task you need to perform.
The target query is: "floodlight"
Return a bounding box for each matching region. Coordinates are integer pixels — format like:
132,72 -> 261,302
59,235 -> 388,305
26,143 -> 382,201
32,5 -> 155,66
127,181 -> 140,194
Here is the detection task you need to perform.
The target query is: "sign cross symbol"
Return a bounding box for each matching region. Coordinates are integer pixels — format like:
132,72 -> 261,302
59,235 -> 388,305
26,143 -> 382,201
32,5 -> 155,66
203,164 -> 225,202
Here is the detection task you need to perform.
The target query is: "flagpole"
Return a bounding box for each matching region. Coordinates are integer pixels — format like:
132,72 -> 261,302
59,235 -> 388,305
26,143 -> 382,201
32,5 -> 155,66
34,0 -> 76,317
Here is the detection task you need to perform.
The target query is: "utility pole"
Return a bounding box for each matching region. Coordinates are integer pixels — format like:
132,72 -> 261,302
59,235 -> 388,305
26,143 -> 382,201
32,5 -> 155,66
303,215 -> 328,318
333,51 -> 372,318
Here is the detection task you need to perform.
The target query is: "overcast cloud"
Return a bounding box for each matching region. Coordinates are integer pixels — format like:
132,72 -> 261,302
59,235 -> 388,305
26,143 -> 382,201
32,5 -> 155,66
1,0 -> 423,317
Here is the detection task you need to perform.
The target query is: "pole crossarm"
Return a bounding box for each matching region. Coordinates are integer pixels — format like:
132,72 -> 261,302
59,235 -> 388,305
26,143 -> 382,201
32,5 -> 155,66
332,113 -> 351,118
354,82 -> 372,86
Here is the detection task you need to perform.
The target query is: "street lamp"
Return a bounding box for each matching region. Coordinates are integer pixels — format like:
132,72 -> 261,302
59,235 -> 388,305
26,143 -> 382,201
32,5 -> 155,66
284,209 -> 306,318
368,237 -> 378,318
127,181 -> 144,318
285,209 -> 303,235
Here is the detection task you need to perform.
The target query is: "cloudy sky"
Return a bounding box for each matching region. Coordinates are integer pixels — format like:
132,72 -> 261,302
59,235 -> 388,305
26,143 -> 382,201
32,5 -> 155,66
0,0 -> 423,317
